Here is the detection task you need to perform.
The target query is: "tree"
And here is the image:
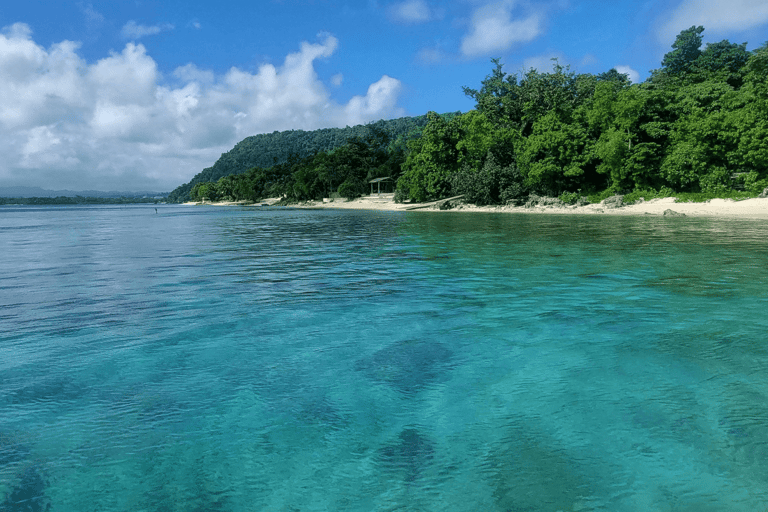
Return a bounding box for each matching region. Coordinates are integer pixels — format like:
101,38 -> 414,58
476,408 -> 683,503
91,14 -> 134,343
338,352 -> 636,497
464,59 -> 586,136
661,26 -> 705,76
692,40 -> 750,88
517,110 -> 594,195
396,112 -> 462,202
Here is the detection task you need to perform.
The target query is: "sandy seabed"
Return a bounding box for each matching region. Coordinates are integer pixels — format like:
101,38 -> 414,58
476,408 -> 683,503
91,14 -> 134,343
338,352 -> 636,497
185,194 -> 768,219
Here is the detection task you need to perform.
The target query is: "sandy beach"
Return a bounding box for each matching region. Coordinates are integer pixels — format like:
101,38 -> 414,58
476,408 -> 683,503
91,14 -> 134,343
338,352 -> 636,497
185,194 -> 768,218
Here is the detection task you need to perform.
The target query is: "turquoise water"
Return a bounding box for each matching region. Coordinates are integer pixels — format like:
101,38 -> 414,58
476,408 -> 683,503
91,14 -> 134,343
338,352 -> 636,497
2,204 -> 768,511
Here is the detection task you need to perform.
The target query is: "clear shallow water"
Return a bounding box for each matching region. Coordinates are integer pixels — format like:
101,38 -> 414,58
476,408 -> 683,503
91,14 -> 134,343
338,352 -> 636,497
1,204 -> 768,511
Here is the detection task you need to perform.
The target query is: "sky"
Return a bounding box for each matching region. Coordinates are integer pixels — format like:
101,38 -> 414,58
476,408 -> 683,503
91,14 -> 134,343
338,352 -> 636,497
1,0 -> 767,193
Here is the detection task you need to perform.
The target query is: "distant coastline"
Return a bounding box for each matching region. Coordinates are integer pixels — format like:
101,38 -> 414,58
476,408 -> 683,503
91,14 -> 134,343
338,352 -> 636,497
0,196 -> 166,205
184,194 -> 768,219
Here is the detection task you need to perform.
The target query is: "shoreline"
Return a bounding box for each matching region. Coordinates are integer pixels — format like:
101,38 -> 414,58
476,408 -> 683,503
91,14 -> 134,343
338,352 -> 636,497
183,195 -> 768,219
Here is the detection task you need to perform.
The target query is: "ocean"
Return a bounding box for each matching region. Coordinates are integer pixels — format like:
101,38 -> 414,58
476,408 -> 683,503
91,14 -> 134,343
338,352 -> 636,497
1,204 -> 767,511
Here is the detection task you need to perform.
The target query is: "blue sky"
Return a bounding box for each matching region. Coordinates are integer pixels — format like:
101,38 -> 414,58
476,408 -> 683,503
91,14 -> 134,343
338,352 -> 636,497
1,0 -> 767,192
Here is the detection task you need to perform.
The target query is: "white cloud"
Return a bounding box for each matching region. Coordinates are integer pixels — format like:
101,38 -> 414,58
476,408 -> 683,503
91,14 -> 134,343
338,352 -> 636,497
79,3 -> 105,24
416,46 -> 447,64
660,0 -> 768,43
330,73 -> 344,86
173,63 -> 214,84
389,0 -> 432,23
522,53 -> 564,73
0,25 -> 405,191
614,65 -> 640,84
343,76 -> 402,126
121,21 -> 175,40
461,1 -> 541,57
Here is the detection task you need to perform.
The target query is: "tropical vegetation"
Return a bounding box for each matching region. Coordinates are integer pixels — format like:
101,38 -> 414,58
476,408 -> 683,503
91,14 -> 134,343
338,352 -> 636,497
171,27 -> 768,205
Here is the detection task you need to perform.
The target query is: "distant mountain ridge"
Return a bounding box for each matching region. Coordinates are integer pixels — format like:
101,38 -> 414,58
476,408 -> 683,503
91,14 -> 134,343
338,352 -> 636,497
167,114 -> 433,202
0,186 -> 168,199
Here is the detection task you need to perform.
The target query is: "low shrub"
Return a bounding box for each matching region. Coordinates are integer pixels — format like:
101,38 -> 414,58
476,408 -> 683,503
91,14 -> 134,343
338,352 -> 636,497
338,177 -> 367,200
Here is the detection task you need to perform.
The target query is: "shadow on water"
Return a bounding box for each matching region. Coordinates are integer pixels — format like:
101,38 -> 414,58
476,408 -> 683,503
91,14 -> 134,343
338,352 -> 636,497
376,427 -> 435,484
139,452 -> 232,512
0,435 -> 31,468
355,339 -> 452,396
1,464 -> 51,512
5,376 -> 86,406
295,397 -> 348,430
487,420 -> 594,512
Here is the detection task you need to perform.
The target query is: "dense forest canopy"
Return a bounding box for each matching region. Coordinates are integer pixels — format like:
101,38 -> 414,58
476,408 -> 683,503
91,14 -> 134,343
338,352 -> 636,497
171,27 -> 768,205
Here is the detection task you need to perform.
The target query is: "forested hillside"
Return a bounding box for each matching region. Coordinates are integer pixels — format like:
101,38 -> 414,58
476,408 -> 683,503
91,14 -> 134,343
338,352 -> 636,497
167,115 -> 432,202
172,27 -> 768,206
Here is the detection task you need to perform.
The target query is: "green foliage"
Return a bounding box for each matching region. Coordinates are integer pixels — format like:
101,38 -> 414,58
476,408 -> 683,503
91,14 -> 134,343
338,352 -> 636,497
744,172 -> 768,195
558,191 -> 581,205
174,123 -> 407,204
621,187 -> 674,204
692,40 -> 750,88
167,27 -> 768,208
396,112 -> 462,202
450,153 -> 525,205
586,188 -> 622,204
168,115 -> 430,202
338,177 -> 367,200
191,182 -> 219,201
517,110 -> 594,196
673,190 -> 756,202
661,26 -> 705,76
463,58 -> 593,136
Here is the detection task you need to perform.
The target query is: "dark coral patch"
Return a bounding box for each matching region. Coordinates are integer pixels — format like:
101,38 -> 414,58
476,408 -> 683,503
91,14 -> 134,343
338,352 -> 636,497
2,464 -> 52,512
355,339 -> 452,396
377,428 -> 435,483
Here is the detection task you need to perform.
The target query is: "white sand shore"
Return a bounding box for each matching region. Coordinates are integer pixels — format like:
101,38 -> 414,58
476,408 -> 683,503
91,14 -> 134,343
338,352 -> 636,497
186,194 -> 768,218
285,194 -> 768,219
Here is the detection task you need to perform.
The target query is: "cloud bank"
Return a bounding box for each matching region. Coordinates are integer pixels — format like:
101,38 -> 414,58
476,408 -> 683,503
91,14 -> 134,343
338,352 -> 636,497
660,0 -> 768,43
0,24 -> 404,192
461,1 -> 541,57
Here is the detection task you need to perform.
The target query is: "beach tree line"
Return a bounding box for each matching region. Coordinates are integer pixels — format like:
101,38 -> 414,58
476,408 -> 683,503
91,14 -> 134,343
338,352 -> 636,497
174,27 -> 767,205
398,26 -> 768,204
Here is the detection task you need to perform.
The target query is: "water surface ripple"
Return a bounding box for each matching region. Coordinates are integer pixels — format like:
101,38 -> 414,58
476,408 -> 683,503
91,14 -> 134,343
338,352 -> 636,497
1,205 -> 767,511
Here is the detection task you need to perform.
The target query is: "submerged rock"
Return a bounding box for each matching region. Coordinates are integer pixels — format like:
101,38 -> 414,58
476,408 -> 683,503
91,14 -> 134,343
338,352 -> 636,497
2,464 -> 51,512
355,339 -> 452,395
663,209 -> 686,217
377,427 -> 435,483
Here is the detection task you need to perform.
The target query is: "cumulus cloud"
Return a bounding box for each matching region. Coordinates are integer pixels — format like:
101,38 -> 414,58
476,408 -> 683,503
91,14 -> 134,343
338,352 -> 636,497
389,0 -> 432,23
0,25 -> 405,192
615,65 -> 640,83
660,0 -> 768,43
461,0 -> 541,57
121,21 -> 175,40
